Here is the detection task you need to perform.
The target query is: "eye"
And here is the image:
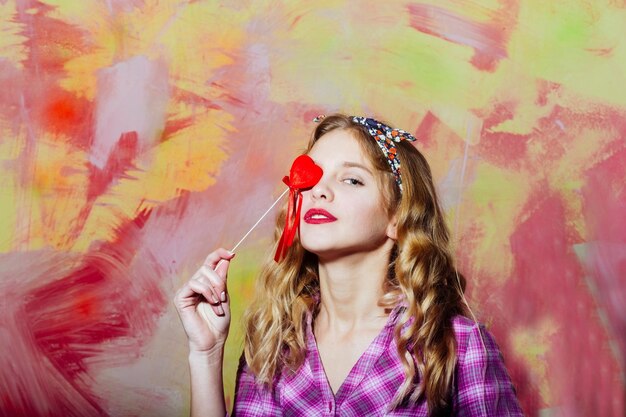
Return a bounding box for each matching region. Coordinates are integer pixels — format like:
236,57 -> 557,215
343,177 -> 364,186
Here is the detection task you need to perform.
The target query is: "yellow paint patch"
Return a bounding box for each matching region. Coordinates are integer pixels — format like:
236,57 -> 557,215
72,111 -> 234,251
462,164 -> 534,284
509,0 -> 626,107
29,137 -> 90,251
0,127 -> 90,252
510,317 -> 560,404
0,126 -> 21,253
51,0 -> 247,100
0,1 -> 28,69
538,109 -> 621,240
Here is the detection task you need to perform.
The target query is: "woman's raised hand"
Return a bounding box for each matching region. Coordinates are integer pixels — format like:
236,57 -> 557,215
173,248 -> 236,354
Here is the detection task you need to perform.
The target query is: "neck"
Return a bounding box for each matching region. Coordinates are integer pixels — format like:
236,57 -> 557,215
315,240 -> 395,331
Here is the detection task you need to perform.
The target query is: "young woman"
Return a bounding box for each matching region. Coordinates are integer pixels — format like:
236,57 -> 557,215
174,114 -> 524,416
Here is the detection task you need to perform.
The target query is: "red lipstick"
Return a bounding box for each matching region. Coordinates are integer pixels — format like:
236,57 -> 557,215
304,208 -> 337,224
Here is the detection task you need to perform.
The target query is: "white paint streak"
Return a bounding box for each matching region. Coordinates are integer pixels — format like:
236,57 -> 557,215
91,56 -> 169,169
452,115 -> 485,353
453,117 -> 474,238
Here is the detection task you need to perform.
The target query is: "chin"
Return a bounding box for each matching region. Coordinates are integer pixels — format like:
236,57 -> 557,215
300,241 -> 334,256
302,236 -> 393,260
300,238 -> 342,256
300,242 -> 365,261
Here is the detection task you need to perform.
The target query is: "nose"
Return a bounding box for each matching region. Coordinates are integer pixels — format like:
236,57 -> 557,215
308,177 -> 333,202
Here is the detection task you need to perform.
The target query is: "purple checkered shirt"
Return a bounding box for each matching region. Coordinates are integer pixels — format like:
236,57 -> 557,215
231,304 -> 524,416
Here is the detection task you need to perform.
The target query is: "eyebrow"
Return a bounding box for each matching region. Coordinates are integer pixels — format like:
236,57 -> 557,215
342,162 -> 373,175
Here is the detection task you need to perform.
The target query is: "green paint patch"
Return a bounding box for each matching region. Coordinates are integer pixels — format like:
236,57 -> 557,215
222,240 -> 271,411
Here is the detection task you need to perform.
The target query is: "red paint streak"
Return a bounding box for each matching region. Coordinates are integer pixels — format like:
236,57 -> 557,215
413,111 -> 466,159
477,101 -> 516,130
52,131 -> 139,250
581,142 -> 626,378
208,81 -> 246,107
173,87 -> 223,110
10,2 -> 96,146
20,2 -> 92,74
160,87 -> 224,142
289,14 -> 304,30
414,111 -> 441,148
535,80 -> 561,107
87,131 -> 139,200
47,97 -> 77,124
161,116 -> 196,142
74,293 -> 97,318
477,131 -> 529,169
585,46 -> 614,57
476,88 -> 626,172
5,209 -> 166,417
406,3 -> 517,71
474,101 -> 530,169
497,192 -> 623,416
583,140 -> 626,243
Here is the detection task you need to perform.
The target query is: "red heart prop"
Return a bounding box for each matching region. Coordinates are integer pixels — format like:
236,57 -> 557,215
275,154 -> 323,262
283,154 -> 323,189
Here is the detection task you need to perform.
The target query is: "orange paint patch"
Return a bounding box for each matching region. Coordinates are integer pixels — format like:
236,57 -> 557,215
37,88 -> 94,144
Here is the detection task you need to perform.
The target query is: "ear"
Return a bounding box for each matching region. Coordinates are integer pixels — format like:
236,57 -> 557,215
386,214 -> 398,240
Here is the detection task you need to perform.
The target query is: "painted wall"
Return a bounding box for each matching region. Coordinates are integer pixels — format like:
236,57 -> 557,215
1,1 -> 625,416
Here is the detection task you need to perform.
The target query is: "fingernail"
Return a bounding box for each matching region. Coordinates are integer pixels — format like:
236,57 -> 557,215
220,291 -> 226,302
217,305 -> 224,315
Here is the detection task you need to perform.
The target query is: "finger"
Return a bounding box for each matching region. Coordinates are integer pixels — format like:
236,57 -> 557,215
214,258 -> 231,282
193,277 -> 221,306
197,271 -> 231,317
197,266 -> 224,304
204,248 -> 236,269
191,266 -> 222,304
201,265 -> 228,303
197,297 -> 227,319
189,279 -> 227,317
175,279 -> 211,306
173,284 -> 196,312
174,281 -> 197,302
188,279 -> 221,309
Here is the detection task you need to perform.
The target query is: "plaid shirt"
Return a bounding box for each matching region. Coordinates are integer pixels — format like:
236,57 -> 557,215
232,305 -> 524,416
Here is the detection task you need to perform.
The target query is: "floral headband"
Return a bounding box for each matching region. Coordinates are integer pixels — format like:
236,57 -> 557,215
314,115 -> 417,191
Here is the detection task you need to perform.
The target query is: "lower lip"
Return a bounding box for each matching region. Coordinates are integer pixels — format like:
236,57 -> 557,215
304,217 -> 337,224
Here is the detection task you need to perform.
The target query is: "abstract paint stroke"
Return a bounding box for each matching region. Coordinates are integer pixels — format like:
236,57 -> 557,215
0,0 -> 625,416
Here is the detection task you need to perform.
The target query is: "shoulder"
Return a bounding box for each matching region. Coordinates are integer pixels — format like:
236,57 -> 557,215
451,315 -> 480,337
451,315 -> 501,364
449,316 -> 525,416
233,354 -> 283,416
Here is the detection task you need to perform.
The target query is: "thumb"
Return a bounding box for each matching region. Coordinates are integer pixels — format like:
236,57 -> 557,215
215,253 -> 235,280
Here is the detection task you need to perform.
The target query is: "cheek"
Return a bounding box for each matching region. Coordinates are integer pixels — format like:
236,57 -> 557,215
299,191 -> 313,212
353,200 -> 389,229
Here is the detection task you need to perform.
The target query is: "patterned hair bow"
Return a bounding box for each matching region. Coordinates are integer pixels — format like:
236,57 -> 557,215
351,116 -> 417,192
